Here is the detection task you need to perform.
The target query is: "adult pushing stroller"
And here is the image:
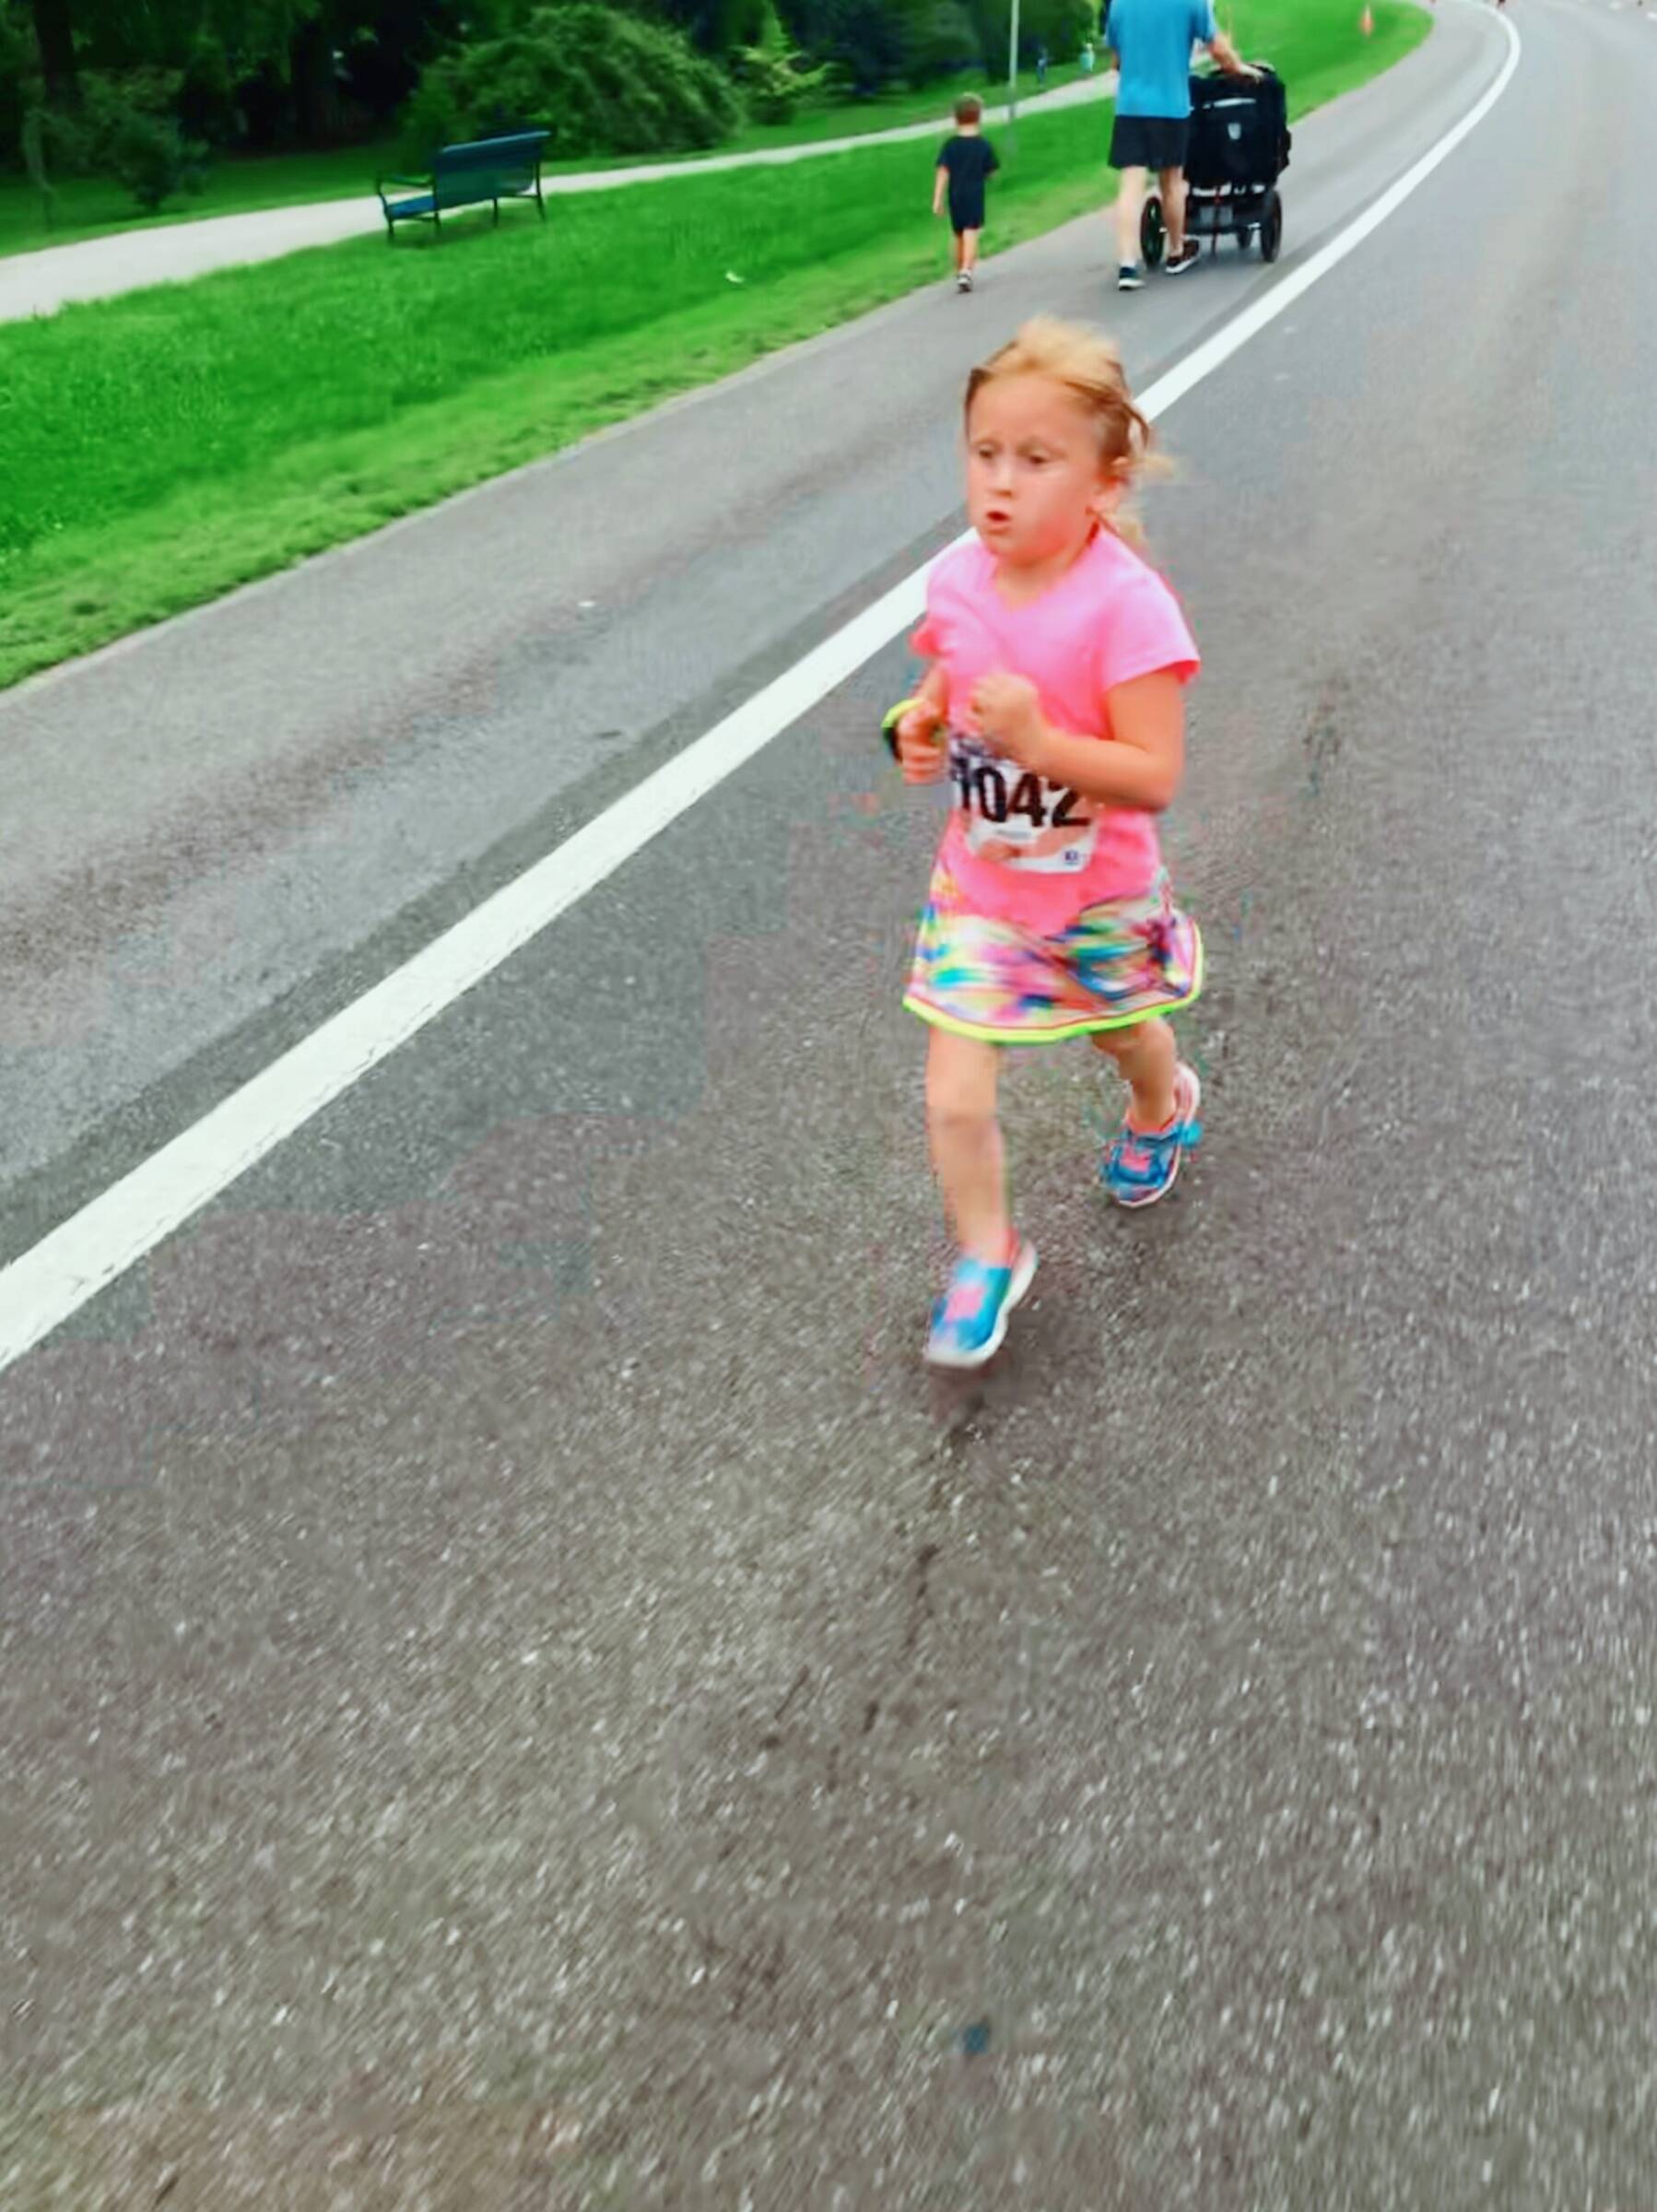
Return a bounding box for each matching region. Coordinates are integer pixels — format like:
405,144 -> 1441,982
1141,65 -> 1291,268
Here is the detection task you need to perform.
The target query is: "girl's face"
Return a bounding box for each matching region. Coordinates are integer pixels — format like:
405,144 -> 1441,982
965,373 -> 1117,578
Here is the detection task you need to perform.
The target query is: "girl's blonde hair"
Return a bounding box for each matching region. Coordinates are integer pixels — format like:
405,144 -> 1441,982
964,317 -> 1163,537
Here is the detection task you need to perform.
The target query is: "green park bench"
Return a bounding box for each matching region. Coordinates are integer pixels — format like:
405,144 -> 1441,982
375,131 -> 549,242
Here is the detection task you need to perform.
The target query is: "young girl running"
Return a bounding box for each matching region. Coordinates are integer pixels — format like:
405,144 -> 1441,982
889,318 -> 1205,1370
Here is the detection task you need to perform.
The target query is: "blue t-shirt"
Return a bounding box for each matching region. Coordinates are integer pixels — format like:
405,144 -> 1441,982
1104,0 -> 1217,118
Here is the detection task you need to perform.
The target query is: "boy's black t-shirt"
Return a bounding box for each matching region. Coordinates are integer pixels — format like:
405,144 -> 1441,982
937,134 -> 999,216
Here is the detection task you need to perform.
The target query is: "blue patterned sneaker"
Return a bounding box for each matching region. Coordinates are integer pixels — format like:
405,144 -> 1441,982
1100,1064 -> 1202,1208
924,1239 -> 1039,1370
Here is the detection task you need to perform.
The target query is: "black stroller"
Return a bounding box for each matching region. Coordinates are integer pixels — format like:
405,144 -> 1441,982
1141,65 -> 1291,268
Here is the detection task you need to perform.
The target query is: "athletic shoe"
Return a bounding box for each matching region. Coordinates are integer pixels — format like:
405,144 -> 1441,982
957,270 -> 973,292
1117,264 -> 1146,291
924,1239 -> 1038,1369
1165,241 -> 1202,275
1100,1065 -> 1202,1208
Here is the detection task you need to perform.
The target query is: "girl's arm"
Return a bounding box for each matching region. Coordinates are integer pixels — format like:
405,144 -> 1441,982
900,662 -> 949,735
933,161 -> 948,215
972,669 -> 1186,813
898,663 -> 950,782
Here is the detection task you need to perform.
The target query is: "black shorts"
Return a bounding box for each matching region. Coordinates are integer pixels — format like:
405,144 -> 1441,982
949,193 -> 985,235
1109,114 -> 1190,171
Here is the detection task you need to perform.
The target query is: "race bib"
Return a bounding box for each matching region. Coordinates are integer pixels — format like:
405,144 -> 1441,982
947,733 -> 1098,874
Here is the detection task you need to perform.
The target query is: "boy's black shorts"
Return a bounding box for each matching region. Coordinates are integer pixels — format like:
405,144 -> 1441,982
949,192 -> 986,234
1109,114 -> 1190,171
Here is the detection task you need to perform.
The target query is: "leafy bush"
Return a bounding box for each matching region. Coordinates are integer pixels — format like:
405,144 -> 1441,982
108,108 -> 207,209
401,5 -> 743,165
79,73 -> 207,209
732,41 -> 830,122
398,69 -> 468,165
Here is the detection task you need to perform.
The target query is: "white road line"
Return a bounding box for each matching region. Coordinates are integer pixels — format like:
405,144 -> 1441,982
0,10 -> 1522,1380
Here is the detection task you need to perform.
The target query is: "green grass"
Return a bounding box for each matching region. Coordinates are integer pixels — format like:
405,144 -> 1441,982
0,0 -> 1428,690
0,63 -> 1089,261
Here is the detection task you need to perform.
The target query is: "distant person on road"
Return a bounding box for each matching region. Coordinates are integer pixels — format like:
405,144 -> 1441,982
934,94 -> 999,294
885,320 -> 1205,1370
1104,0 -> 1260,290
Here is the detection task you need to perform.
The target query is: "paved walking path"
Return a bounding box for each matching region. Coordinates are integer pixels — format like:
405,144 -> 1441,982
0,71 -> 1117,324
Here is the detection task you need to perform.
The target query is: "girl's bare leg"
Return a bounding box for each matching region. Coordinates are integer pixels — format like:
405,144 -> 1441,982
925,1030 -> 1013,1262
1091,1016 -> 1178,1131
960,226 -> 981,274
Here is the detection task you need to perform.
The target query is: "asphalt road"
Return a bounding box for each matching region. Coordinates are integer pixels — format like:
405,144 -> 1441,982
0,0 -> 1488,1233
6,2 -> 1657,2205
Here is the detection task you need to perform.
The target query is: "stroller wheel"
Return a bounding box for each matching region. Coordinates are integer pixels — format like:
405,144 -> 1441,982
1236,226 -> 1255,250
1141,194 -> 1166,269
1260,189 -> 1283,264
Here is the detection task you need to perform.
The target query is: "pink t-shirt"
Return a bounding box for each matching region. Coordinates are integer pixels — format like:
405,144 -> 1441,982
911,528 -> 1200,932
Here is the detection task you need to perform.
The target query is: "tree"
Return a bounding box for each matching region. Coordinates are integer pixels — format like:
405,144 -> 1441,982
286,1 -> 345,141
2,0 -> 540,157
966,0 -> 1093,67
796,0 -> 910,92
901,0 -> 979,81
626,0 -> 770,53
13,0 -> 344,103
29,0 -> 76,103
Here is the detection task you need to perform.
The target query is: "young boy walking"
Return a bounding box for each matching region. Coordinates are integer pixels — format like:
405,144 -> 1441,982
934,95 -> 999,293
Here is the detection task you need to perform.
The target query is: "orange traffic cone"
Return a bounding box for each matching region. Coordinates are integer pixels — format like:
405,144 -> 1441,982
1359,2 -> 1373,29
